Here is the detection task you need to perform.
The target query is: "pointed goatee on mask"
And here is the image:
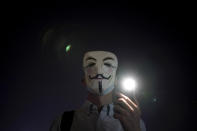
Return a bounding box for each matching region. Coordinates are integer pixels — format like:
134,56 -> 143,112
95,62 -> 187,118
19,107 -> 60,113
83,51 -> 118,96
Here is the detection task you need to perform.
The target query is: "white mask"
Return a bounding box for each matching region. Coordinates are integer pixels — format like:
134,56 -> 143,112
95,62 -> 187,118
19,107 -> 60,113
83,51 -> 118,96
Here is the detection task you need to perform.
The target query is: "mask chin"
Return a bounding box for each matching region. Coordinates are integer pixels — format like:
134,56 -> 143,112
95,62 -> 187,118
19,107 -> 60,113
86,80 -> 115,96
101,84 -> 115,96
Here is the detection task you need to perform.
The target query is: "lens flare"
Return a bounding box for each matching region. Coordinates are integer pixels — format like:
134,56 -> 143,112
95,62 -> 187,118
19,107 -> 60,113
65,44 -> 71,52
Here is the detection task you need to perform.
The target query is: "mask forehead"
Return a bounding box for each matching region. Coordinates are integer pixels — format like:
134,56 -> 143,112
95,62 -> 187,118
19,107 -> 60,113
83,51 -> 118,67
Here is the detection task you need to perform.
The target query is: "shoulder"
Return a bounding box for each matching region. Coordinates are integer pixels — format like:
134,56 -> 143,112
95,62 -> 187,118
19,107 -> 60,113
49,115 -> 62,131
49,110 -> 75,131
140,119 -> 146,131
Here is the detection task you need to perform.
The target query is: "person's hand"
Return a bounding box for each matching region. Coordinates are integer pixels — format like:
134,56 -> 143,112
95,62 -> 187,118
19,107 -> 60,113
113,93 -> 141,131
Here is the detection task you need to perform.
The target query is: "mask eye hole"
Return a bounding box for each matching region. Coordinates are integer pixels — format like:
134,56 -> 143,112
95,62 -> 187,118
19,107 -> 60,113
87,62 -> 96,68
104,63 -> 112,67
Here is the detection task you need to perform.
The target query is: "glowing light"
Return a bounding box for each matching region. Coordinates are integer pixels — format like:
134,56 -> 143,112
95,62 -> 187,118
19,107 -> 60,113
153,98 -> 157,102
121,77 -> 137,92
65,44 -> 71,52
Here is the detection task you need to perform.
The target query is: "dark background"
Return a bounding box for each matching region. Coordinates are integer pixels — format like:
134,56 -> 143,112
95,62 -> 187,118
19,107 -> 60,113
1,1 -> 196,131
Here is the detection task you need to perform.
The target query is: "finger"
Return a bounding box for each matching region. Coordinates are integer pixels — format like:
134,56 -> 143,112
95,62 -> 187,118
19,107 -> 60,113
114,104 -> 140,125
118,93 -> 139,110
118,93 -> 141,116
114,99 -> 134,114
114,112 -> 126,121
114,104 -> 130,116
119,97 -> 134,112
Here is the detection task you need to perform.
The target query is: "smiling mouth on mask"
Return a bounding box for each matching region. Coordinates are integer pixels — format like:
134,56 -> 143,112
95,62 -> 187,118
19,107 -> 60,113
89,74 -> 111,80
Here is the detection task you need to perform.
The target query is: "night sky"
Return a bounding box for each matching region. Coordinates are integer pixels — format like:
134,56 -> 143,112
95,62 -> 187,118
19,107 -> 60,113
2,2 -> 196,131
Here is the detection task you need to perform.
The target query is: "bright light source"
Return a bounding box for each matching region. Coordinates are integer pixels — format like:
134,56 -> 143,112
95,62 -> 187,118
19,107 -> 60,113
121,77 -> 137,92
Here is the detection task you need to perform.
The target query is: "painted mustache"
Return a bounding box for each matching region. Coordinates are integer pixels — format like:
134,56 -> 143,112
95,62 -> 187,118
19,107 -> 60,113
89,74 -> 111,80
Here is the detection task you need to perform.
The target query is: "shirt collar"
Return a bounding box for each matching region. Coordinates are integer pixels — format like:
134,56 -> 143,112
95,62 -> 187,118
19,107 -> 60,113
81,100 -> 114,116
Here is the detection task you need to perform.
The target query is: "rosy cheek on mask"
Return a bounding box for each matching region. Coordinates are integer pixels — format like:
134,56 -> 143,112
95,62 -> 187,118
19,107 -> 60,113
86,67 -> 97,75
108,67 -> 113,73
87,68 -> 93,75
103,67 -> 113,76
105,67 -> 113,75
